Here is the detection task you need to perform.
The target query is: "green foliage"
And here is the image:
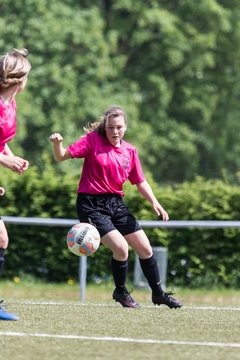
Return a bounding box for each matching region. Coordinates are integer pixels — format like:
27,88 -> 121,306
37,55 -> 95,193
144,177 -> 240,288
1,170 -> 240,288
1,0 -> 240,287
1,0 -> 240,182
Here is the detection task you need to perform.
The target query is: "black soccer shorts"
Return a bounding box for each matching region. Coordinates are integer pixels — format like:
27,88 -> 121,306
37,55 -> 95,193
76,193 -> 142,238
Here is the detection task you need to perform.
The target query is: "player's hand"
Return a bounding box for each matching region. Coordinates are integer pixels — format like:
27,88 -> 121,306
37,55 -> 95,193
152,202 -> 169,221
49,133 -> 63,143
12,157 -> 29,174
159,208 -> 169,221
2,155 -> 29,174
18,159 -> 29,174
0,187 -> 5,196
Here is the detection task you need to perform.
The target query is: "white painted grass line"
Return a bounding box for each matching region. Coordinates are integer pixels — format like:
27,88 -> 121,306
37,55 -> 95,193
12,300 -> 240,311
184,305 -> 240,311
0,331 -> 239,348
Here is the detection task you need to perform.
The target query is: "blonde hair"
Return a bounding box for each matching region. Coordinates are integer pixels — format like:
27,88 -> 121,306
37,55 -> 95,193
83,106 -> 127,136
0,48 -> 31,89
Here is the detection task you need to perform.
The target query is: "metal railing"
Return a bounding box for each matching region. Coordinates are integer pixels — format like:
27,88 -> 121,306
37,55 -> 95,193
3,216 -> 240,301
3,216 -> 240,228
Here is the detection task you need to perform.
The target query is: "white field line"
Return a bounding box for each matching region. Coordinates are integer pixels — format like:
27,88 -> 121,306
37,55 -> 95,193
0,331 -> 239,348
11,300 -> 240,311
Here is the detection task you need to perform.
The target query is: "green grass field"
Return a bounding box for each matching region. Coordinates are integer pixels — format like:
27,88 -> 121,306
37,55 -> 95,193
1,281 -> 240,360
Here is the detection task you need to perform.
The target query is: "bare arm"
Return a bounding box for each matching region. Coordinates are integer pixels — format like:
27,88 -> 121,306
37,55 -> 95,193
0,146 -> 29,174
136,180 -> 169,221
3,144 -> 14,156
49,133 -> 72,161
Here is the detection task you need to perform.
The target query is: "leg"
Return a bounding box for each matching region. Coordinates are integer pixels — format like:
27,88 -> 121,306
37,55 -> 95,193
101,230 -> 139,308
101,229 -> 129,291
101,229 -> 129,261
0,219 -> 19,320
125,230 -> 183,309
125,230 -> 163,295
0,220 -> 9,277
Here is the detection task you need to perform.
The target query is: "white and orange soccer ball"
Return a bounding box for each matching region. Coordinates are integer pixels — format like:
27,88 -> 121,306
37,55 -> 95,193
67,223 -> 100,256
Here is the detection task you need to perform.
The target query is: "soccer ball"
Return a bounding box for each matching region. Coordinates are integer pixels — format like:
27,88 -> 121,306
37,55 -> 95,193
67,223 -> 100,256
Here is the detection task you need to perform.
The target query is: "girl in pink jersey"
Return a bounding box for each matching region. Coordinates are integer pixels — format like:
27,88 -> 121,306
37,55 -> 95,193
0,48 -> 31,320
50,106 -> 182,309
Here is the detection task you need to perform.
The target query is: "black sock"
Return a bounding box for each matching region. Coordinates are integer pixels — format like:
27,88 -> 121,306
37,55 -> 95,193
139,255 -> 163,296
111,257 -> 128,293
0,248 -> 5,278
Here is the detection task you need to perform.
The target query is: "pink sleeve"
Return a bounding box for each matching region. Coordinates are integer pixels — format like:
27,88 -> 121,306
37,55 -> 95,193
67,134 -> 90,158
128,149 -> 145,185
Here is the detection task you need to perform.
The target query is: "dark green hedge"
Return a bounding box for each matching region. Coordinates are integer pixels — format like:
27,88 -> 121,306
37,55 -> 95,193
1,164 -> 240,288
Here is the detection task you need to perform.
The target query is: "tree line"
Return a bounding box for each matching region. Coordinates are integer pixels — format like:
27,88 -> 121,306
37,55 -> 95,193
1,0 -> 240,184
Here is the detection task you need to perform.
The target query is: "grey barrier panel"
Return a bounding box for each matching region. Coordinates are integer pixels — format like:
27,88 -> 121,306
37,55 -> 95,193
79,256 -> 87,301
134,247 -> 168,290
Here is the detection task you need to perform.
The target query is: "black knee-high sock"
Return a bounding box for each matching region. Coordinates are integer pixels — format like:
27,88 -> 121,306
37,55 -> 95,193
0,248 -> 5,278
139,255 -> 164,296
111,257 -> 128,293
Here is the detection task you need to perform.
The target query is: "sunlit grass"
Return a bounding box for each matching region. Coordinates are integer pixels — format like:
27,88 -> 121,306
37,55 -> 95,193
0,294 -> 240,360
1,278 -> 240,360
1,278 -> 240,306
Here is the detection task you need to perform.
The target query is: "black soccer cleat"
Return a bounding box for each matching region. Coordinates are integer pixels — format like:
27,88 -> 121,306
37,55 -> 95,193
113,288 -> 140,308
152,292 -> 183,309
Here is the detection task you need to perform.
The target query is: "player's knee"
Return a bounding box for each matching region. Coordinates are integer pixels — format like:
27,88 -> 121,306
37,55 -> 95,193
136,244 -> 153,259
0,228 -> 8,248
0,236 -> 8,248
113,245 -> 129,260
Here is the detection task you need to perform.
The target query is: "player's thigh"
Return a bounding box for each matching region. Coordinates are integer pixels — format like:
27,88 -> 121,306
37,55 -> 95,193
124,230 -> 153,259
101,229 -> 129,261
0,219 -> 9,248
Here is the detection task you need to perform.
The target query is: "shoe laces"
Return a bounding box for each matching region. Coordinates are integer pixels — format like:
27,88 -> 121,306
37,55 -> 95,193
164,291 -> 176,300
122,289 -> 134,300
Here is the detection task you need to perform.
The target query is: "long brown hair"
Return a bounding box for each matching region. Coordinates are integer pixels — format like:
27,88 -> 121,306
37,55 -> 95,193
83,105 -> 127,136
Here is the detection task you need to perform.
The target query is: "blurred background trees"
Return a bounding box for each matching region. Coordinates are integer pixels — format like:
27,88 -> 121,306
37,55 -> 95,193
1,0 -> 240,183
1,0 -> 240,286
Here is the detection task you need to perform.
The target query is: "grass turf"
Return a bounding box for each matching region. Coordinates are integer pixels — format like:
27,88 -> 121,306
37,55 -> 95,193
0,281 -> 240,360
1,282 -> 240,360
1,301 -> 240,360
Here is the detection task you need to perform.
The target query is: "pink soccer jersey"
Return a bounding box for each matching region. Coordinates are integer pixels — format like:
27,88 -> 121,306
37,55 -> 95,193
0,98 -> 17,153
67,131 -> 145,196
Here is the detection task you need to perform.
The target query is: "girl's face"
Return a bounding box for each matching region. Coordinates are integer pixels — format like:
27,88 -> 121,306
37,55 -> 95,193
105,115 -> 127,147
17,74 -> 28,93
